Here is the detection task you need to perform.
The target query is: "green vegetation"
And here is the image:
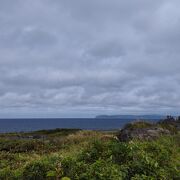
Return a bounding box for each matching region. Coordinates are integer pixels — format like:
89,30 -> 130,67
123,121 -> 154,130
0,124 -> 179,179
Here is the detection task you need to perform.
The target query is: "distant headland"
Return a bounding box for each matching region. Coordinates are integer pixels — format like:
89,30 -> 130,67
95,114 -> 166,119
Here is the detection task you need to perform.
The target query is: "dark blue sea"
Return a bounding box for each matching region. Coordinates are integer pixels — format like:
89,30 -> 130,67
0,118 -> 158,133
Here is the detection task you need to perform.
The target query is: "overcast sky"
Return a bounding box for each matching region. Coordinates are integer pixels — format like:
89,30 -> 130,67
0,0 -> 180,117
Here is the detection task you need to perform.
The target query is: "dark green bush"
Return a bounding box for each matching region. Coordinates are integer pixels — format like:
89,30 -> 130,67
22,161 -> 50,180
0,167 -> 14,180
78,140 -> 110,163
62,157 -> 88,179
78,159 -> 125,180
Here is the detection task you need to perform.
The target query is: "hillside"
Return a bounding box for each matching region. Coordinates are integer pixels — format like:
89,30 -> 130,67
0,118 -> 179,179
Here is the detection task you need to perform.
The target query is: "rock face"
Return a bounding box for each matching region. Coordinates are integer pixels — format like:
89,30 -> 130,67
117,121 -> 171,142
118,127 -> 171,142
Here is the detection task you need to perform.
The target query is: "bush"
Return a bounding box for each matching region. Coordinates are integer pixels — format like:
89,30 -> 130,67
22,161 -> 50,180
78,140 -> 112,163
0,167 -> 14,180
79,159 -> 125,180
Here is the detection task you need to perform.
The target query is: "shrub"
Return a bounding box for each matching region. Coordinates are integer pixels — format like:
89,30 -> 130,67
79,159 -> 125,180
0,167 -> 14,180
78,140 -> 112,163
22,161 -> 50,180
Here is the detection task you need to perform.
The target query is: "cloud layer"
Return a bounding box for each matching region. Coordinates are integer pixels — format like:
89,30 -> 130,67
0,0 -> 180,117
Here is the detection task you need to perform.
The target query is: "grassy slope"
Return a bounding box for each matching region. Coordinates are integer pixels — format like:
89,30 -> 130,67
0,128 -> 179,180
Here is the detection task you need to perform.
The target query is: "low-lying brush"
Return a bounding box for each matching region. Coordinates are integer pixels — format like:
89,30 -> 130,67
0,127 -> 179,179
123,121 -> 154,130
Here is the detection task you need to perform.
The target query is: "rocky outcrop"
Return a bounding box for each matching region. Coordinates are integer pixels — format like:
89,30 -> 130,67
117,126 -> 171,142
117,116 -> 180,142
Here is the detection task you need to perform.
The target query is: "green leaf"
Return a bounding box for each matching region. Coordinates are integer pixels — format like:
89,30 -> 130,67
47,170 -> 56,177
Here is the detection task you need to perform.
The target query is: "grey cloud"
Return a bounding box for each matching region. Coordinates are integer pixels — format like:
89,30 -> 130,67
87,41 -> 125,58
0,27 -> 58,48
0,0 -> 180,117
20,28 -> 58,49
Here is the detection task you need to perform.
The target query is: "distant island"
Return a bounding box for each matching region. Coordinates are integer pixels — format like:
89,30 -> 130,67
96,114 -> 166,120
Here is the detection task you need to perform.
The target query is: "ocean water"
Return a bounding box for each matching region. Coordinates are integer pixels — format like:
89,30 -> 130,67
0,118 -> 158,133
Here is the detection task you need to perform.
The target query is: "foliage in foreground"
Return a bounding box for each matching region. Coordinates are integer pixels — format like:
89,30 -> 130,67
0,130 -> 179,180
